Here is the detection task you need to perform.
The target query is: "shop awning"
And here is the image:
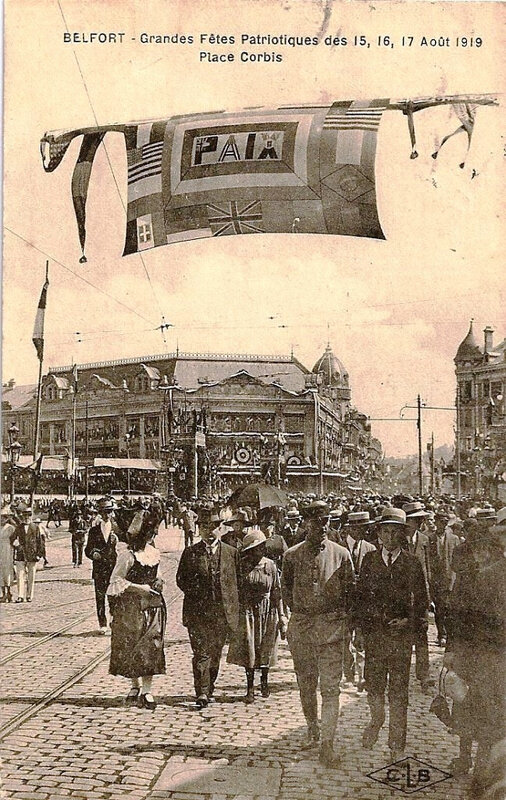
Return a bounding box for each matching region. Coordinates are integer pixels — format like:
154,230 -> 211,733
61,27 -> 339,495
93,458 -> 162,471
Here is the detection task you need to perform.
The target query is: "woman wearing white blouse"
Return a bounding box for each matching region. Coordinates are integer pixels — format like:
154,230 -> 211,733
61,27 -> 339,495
107,526 -> 166,710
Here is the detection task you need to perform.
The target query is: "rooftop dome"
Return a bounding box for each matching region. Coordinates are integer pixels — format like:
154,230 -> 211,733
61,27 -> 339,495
455,320 -> 482,363
312,345 -> 349,387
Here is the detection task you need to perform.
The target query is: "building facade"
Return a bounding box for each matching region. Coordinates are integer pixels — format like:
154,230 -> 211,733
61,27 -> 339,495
454,321 -> 506,500
2,346 -> 383,497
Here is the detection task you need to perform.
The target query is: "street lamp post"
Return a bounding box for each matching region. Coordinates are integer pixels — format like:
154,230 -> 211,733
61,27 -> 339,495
7,423 -> 22,503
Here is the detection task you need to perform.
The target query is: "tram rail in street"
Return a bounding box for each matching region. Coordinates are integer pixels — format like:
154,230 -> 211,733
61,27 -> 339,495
0,591 -> 181,742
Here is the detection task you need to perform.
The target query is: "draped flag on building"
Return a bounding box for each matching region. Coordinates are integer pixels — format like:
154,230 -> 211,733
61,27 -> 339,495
32,274 -> 49,361
39,94 -> 498,262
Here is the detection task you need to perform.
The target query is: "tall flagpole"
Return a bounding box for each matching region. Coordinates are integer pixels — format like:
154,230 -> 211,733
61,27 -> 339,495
32,261 -> 49,461
31,261 -> 49,506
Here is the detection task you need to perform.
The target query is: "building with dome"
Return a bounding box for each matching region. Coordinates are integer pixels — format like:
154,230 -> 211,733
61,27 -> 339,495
2,346 -> 383,497
454,321 -> 506,499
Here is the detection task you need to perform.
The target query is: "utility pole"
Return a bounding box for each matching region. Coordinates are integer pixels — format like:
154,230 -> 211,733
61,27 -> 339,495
430,432 -> 435,494
84,399 -> 89,501
417,394 -> 423,495
455,386 -> 461,500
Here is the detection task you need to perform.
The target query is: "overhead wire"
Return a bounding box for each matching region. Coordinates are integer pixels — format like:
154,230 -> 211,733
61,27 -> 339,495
4,226 -> 155,326
56,0 -> 169,350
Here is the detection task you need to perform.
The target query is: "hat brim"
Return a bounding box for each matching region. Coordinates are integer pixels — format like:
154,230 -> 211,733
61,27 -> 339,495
242,539 -> 267,552
405,511 -> 428,518
344,520 -> 372,526
378,519 -> 407,526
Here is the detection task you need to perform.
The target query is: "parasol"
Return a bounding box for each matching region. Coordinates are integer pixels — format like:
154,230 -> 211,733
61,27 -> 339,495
228,483 -> 289,510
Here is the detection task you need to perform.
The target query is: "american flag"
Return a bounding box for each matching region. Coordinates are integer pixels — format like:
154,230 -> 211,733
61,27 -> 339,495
323,106 -> 386,132
127,140 -> 164,185
207,200 -> 264,236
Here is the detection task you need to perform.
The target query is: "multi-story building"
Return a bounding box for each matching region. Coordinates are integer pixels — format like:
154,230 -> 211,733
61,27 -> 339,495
2,346 -> 382,497
454,321 -> 506,500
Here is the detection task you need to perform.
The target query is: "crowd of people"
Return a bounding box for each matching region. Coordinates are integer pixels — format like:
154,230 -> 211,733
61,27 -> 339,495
0,488 -> 504,796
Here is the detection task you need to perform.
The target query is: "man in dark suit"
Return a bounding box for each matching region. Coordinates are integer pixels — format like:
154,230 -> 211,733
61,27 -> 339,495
176,513 -> 240,708
402,502 -> 433,692
355,507 -> 429,763
428,513 -> 461,646
84,498 -> 119,633
10,504 -> 45,602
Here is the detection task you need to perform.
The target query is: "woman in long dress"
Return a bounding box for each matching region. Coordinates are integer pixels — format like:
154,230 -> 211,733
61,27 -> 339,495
107,521 -> 166,710
0,511 -> 15,602
227,530 -> 287,703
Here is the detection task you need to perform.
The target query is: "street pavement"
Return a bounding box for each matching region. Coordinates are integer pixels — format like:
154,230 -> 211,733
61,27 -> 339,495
0,526 -> 474,799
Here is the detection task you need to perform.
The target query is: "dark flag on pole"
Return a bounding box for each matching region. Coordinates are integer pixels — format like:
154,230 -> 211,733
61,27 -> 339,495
72,363 -> 78,394
32,274 -> 49,361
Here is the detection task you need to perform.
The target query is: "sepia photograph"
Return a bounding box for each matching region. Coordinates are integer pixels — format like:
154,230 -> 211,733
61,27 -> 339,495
1,1 -> 505,798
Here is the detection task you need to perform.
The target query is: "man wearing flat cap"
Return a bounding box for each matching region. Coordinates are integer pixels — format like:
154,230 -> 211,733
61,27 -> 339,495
176,512 -> 240,708
282,500 -> 355,767
354,507 -> 429,762
85,498 -> 119,633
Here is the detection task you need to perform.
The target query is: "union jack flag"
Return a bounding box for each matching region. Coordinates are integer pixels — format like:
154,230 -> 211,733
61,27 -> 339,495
207,200 -> 264,236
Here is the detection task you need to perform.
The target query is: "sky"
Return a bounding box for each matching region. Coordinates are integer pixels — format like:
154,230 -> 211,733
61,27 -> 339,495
3,0 -> 505,457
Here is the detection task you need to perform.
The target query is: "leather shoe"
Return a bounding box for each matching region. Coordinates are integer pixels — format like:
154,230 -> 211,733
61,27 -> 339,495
448,756 -> 472,776
319,741 -> 341,768
196,694 -> 208,709
140,693 -> 156,711
362,724 -> 381,749
125,688 -> 140,704
245,688 -> 255,704
301,721 -> 320,749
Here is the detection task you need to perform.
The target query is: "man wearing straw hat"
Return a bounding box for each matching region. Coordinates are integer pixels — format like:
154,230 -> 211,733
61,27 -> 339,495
85,498 -> 119,632
10,504 -> 45,603
282,500 -> 354,768
355,507 -> 429,763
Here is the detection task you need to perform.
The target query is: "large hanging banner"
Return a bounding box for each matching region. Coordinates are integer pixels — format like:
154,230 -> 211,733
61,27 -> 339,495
40,95 -> 497,261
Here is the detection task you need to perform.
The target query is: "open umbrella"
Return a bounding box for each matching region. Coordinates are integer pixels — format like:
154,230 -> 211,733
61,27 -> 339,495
228,483 -> 289,510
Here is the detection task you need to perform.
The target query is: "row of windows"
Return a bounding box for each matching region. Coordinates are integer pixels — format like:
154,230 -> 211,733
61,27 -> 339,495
460,379 -> 503,402
44,374 -> 153,401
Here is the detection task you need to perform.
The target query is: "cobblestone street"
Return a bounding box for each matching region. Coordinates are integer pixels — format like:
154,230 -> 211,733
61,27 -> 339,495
0,526 -> 473,799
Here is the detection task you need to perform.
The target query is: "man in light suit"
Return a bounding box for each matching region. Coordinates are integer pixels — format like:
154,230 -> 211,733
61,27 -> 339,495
429,512 -> 461,646
176,513 -> 240,709
282,501 -> 355,767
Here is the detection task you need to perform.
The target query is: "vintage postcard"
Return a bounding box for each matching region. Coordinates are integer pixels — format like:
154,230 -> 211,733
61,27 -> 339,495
2,1 -> 505,799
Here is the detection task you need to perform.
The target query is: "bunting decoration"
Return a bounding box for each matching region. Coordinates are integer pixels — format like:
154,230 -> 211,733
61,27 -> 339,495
40,94 -> 498,262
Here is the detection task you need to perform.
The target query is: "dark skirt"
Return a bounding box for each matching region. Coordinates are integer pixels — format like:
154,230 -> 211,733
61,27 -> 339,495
109,591 -> 166,678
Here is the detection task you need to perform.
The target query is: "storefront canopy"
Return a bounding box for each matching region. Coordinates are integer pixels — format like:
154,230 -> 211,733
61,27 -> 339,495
93,458 -> 162,471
